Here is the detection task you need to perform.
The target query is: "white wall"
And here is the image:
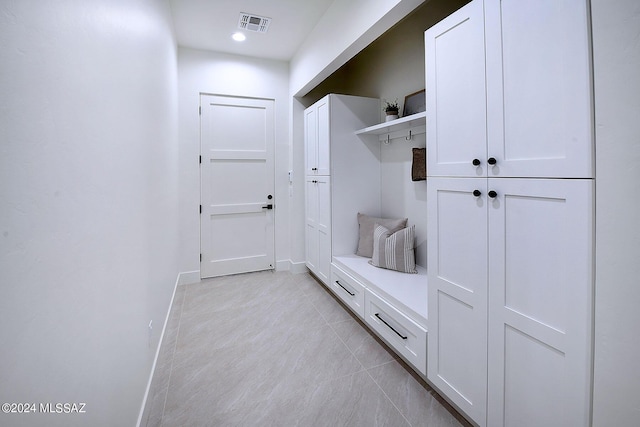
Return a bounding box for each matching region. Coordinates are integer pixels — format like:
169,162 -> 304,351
177,48 -> 291,275
0,1 -> 179,426
591,0 -> 640,424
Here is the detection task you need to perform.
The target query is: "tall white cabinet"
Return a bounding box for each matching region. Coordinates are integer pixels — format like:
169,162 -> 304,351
304,94 -> 380,285
304,97 -> 331,283
425,1 -> 594,426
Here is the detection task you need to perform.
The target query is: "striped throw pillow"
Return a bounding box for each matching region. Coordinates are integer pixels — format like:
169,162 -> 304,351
368,224 -> 417,274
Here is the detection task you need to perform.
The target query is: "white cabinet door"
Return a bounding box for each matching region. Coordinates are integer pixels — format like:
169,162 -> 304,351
487,178 -> 593,427
304,105 -> 318,176
305,176 -> 319,274
304,96 -> 331,176
316,97 -> 331,176
425,0 -> 488,177
485,0 -> 593,178
305,176 -> 331,284
427,177 -> 488,426
316,175 -> 331,284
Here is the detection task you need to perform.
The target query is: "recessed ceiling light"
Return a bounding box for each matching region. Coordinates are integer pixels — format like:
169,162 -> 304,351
232,32 -> 246,42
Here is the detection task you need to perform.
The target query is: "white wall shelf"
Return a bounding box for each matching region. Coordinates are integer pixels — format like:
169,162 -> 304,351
355,111 -> 426,142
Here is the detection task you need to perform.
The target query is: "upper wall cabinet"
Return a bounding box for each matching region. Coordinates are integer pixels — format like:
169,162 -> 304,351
425,0 -> 593,178
305,96 -> 331,176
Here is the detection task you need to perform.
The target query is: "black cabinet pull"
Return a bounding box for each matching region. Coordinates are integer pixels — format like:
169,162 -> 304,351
487,157 -> 497,165
472,158 -> 481,166
335,281 -> 355,296
473,190 -> 481,197
374,313 -> 408,340
488,190 -> 497,198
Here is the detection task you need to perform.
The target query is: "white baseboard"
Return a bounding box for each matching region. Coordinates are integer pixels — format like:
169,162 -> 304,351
178,270 -> 200,285
288,260 -> 309,274
276,259 -> 308,274
275,260 -> 290,271
179,265 -> 309,281
137,272 -> 180,427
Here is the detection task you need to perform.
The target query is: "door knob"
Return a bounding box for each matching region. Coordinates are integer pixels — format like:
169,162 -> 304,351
262,204 -> 273,210
267,195 -> 273,200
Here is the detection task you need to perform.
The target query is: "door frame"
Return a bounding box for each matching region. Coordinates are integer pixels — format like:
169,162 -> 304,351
199,93 -> 276,278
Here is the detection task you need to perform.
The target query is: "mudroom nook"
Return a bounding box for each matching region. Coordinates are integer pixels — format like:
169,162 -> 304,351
304,93 -> 429,376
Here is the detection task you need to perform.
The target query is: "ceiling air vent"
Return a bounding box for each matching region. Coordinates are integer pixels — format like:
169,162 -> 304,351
238,13 -> 271,33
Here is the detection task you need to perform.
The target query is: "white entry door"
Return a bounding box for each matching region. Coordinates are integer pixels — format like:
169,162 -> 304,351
200,94 -> 275,278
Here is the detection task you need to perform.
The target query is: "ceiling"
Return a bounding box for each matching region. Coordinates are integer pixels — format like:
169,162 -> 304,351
169,0 -> 336,61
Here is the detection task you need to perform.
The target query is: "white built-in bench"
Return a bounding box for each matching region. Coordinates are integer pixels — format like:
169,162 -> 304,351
329,254 -> 428,376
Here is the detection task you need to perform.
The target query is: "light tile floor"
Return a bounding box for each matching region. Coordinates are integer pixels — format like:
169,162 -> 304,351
142,271 -> 470,427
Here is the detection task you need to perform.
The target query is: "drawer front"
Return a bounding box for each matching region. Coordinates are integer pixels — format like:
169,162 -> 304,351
365,289 -> 427,375
330,265 -> 365,318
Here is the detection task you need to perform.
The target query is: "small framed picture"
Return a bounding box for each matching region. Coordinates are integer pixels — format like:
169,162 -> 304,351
403,89 -> 426,117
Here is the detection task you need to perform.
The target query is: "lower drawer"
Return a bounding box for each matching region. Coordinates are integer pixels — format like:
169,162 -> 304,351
364,289 -> 427,375
330,265 -> 366,318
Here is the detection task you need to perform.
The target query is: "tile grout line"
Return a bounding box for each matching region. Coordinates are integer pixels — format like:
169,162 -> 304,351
310,278 -> 412,426
293,276 -> 374,399
306,279 -> 368,373
318,282 -> 412,426
306,282 -> 336,325
327,321 -> 368,373
364,362 -> 414,427
300,276 -> 370,381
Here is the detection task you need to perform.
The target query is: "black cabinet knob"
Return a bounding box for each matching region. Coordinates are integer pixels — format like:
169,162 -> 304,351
488,190 -> 497,198
472,158 -> 481,166
487,157 -> 497,165
473,190 -> 481,197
